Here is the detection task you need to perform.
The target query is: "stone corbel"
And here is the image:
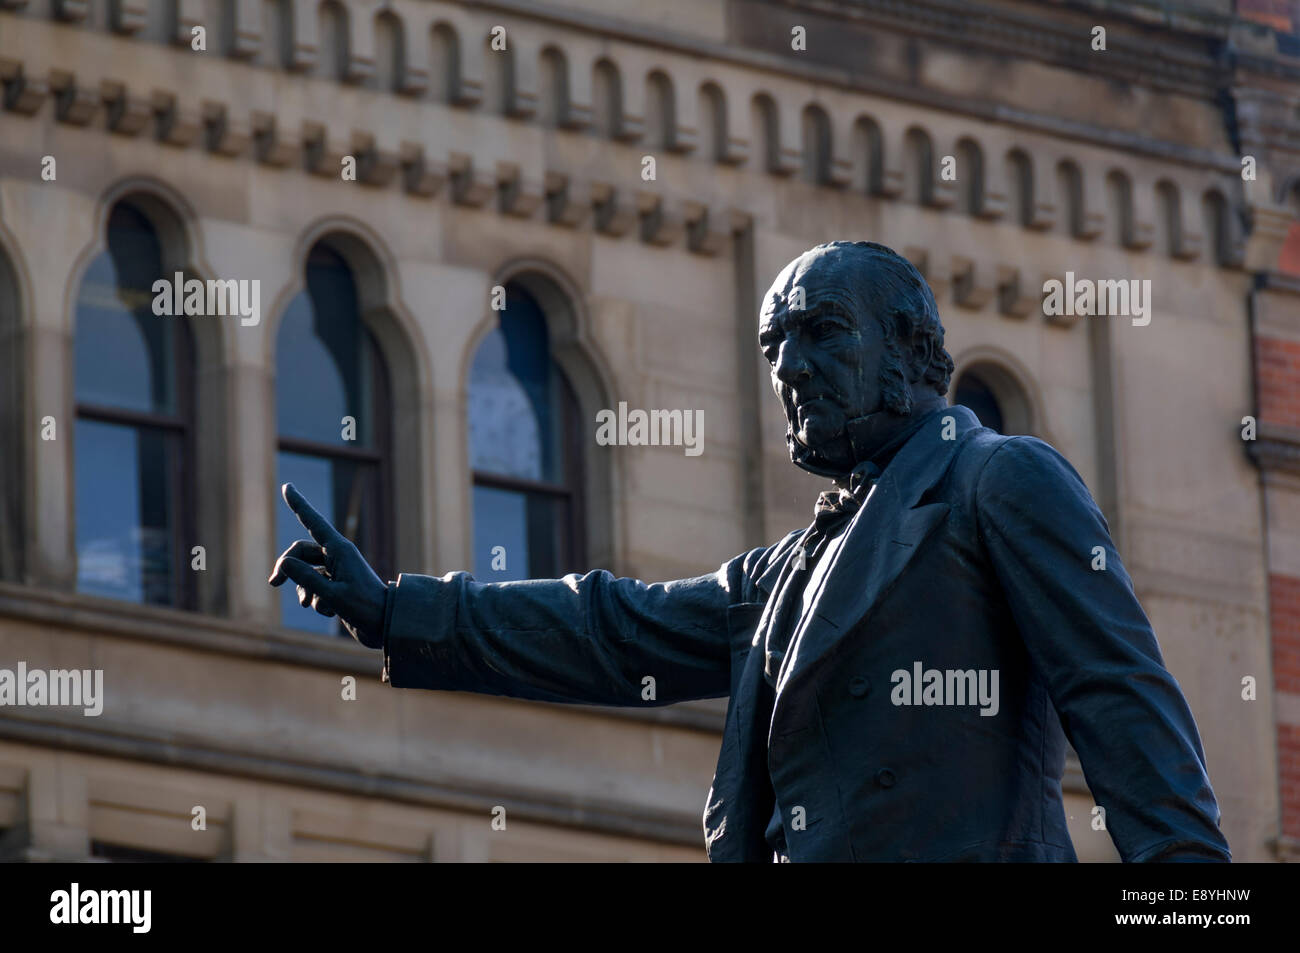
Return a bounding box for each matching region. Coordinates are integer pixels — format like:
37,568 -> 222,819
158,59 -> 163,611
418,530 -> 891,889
995,265 -> 1041,319
49,70 -> 97,126
399,143 -> 445,197
253,111 -> 298,167
202,101 -> 250,157
301,121 -> 347,176
101,80 -> 151,136
951,255 -> 995,309
591,182 -> 636,237
449,152 -> 495,206
1,61 -> 48,116
152,91 -> 200,146
351,132 -> 399,186
544,172 -> 589,227
637,191 -> 685,246
904,246 -> 950,302
496,161 -> 544,217
683,200 -> 729,255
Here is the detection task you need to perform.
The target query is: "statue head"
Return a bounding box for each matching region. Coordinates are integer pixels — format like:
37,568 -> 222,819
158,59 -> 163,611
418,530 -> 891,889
758,241 -> 954,478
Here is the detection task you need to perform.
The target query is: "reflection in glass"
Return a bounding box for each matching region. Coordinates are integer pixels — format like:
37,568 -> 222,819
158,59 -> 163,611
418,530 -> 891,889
275,244 -> 391,635
74,203 -> 191,608
469,284 -> 581,581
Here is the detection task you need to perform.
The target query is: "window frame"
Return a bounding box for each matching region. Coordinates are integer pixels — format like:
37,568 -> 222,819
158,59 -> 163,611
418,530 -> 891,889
73,205 -> 199,610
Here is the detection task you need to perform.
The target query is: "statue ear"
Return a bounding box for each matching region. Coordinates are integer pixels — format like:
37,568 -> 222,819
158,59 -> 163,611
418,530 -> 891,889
900,314 -> 933,383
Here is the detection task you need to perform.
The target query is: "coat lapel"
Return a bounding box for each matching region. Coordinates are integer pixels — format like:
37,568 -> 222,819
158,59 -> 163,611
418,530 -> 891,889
772,406 -> 982,707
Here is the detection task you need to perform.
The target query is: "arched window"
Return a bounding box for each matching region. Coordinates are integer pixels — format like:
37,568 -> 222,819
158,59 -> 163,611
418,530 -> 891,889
1056,159 -> 1084,237
317,0 -> 350,81
540,46 -> 570,126
646,70 -> 676,151
593,59 -> 624,139
468,283 -> 583,581
373,11 -> 406,93
74,202 -> 195,607
1006,149 -> 1034,226
801,104 -> 832,185
0,242 -> 23,582
699,82 -> 728,163
903,127 -> 934,205
275,243 -> 392,634
954,362 -> 1034,436
1105,169 -> 1134,246
954,138 -> 984,216
752,93 -> 782,174
852,115 -> 888,195
431,22 -> 465,103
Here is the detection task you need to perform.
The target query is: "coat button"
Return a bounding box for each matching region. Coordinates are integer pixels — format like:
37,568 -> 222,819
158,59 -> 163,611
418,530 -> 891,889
876,768 -> 897,788
848,675 -> 870,698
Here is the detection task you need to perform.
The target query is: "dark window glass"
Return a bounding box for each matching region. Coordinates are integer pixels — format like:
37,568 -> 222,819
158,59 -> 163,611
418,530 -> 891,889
275,245 -> 391,635
469,285 -> 582,581
955,372 -> 1005,435
90,840 -> 207,862
74,203 -> 193,608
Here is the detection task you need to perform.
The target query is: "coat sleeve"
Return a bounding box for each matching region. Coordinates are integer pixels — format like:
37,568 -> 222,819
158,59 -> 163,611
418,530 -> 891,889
975,436 -> 1231,862
380,546 -> 772,707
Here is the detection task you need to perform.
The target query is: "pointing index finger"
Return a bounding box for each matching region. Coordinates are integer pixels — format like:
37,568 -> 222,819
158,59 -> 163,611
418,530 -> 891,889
282,483 -> 342,546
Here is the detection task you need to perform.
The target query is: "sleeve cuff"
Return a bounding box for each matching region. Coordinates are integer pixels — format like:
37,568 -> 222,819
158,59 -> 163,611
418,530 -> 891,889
381,572 -> 469,690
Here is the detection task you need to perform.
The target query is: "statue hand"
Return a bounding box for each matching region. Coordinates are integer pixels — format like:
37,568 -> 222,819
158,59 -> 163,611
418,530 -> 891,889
269,483 -> 387,649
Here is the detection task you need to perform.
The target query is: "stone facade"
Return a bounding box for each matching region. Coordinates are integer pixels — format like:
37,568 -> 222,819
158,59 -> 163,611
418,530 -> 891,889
0,0 -> 1295,861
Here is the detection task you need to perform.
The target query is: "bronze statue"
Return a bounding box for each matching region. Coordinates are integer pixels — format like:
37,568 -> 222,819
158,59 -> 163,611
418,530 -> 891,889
270,241 -> 1229,862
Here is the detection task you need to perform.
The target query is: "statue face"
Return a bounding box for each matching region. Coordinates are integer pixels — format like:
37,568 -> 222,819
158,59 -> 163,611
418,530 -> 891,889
759,251 -> 887,470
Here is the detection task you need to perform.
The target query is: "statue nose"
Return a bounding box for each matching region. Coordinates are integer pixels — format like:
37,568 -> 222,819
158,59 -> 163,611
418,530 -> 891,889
774,342 -> 813,384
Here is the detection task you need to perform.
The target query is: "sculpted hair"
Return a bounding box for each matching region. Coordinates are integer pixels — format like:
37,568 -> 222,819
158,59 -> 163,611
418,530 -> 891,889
812,241 -> 954,415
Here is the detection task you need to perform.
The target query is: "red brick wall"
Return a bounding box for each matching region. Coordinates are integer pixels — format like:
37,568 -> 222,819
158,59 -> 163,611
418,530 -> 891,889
1279,722 -> 1300,838
1256,337 -> 1300,431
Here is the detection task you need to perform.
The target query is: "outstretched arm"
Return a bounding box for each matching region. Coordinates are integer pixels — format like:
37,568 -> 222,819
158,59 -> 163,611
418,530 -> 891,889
976,438 -> 1230,862
270,483 -> 769,707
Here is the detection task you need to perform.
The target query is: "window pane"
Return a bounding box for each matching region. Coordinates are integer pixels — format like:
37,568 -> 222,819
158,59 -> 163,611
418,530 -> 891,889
75,418 -> 178,605
74,259 -> 177,415
955,373 -> 1004,434
468,287 -> 566,482
276,450 -> 383,634
275,248 -> 376,447
472,485 -> 569,580
473,485 -> 530,580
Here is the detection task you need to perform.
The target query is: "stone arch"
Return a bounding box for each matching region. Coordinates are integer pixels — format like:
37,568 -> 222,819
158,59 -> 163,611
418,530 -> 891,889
539,45 -> 570,127
646,69 -> 676,151
1005,148 -> 1035,227
316,0 -> 350,81
698,81 -> 729,162
274,218 -> 431,574
0,230 -> 27,583
801,103 -> 832,185
903,126 -> 935,205
464,259 -> 618,571
851,115 -> 888,195
592,58 -> 624,139
1105,168 -> 1135,247
954,137 -> 984,216
951,349 -> 1042,438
